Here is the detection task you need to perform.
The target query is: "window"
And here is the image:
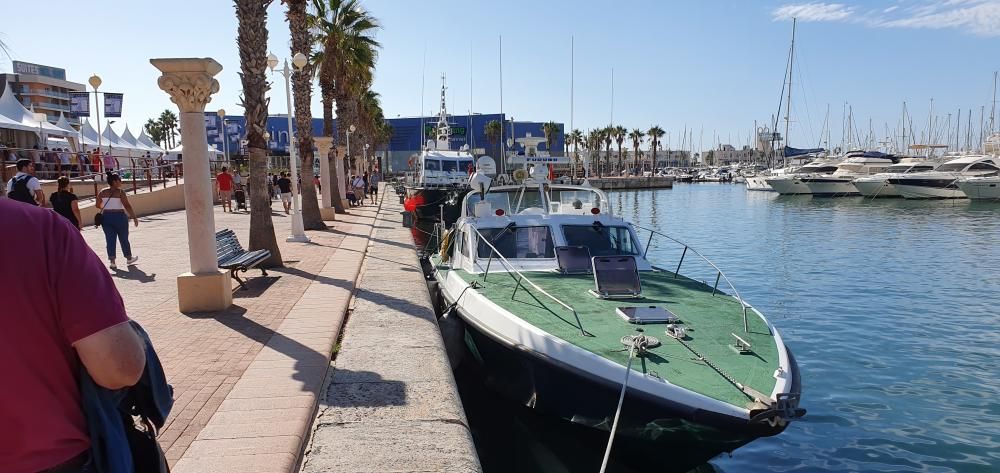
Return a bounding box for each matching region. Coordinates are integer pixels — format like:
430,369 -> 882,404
458,231 -> 469,257
441,160 -> 458,172
935,163 -> 968,172
477,226 -> 555,259
562,225 -> 640,257
461,160 -> 474,172
424,159 -> 440,171
969,163 -> 999,171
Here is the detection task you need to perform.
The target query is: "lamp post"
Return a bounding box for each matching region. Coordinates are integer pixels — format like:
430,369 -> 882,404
268,52 -> 309,243
217,109 -> 229,162
89,74 -> 103,160
363,143 -> 369,174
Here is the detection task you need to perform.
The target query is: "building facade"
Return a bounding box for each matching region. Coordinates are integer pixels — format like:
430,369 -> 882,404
205,112 -> 564,174
0,61 -> 85,126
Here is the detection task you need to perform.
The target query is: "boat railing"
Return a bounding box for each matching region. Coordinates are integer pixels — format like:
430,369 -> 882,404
635,225 -> 753,333
470,226 -> 589,337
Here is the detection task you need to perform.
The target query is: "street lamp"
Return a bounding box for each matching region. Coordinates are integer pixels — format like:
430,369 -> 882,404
268,52 -> 309,242
363,143 -> 370,173
346,123 -> 356,175
217,109 -> 229,162
89,74 -> 103,156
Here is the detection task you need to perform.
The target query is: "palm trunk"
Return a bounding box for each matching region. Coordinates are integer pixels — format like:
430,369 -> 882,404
319,79 -> 345,213
286,0 -> 325,230
236,0 -> 282,267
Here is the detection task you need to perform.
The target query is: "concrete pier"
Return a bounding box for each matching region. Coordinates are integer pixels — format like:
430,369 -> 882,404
300,193 -> 481,472
586,175 -> 674,190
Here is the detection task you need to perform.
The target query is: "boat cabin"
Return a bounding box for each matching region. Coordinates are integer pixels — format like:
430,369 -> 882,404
414,147 -> 475,187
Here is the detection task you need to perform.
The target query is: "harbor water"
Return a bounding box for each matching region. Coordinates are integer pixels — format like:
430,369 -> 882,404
453,183 -> 1000,472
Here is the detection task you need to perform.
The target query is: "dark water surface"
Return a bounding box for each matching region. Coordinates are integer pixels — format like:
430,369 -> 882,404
452,183 -> 1000,472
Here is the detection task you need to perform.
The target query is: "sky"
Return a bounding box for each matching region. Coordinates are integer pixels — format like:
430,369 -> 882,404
1,0 -> 998,151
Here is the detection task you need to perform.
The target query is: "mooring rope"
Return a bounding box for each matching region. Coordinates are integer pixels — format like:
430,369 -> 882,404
599,334 -> 660,473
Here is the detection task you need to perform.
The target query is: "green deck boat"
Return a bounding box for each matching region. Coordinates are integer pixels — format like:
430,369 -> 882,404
432,174 -> 804,468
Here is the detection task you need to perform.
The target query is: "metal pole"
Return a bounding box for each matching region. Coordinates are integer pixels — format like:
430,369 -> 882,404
94,89 -> 102,178
281,59 -> 309,242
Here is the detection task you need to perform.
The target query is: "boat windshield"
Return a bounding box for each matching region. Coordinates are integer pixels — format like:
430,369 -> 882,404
424,159 -> 440,171
441,160 -> 458,172
477,225 -> 555,259
562,224 -> 640,256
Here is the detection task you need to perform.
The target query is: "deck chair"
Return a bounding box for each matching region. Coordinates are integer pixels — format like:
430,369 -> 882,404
555,246 -> 593,274
590,255 -> 642,299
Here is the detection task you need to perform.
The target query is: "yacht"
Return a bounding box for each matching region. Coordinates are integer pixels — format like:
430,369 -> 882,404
852,159 -> 940,197
798,152 -> 896,196
955,175 -> 1000,200
887,155 -> 1000,199
431,164 -> 804,471
402,77 -> 474,221
764,160 -> 840,195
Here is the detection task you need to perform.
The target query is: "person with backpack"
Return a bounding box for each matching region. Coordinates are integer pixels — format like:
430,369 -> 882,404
6,158 -> 45,206
0,198 -> 147,473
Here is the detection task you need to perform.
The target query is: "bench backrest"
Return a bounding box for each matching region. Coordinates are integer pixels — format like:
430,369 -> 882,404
215,230 -> 248,261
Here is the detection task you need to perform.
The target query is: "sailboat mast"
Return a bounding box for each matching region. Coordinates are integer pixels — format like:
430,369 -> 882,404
991,71 -> 998,134
783,17 -> 796,167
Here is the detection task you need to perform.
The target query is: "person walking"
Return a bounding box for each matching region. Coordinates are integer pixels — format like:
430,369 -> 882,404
96,174 -> 139,269
102,151 -> 118,181
58,148 -> 72,176
351,174 -> 366,206
368,170 -> 380,204
277,172 -> 293,214
216,166 -> 234,212
78,149 -> 91,176
50,176 -> 82,230
0,198 -> 147,473
6,159 -> 45,206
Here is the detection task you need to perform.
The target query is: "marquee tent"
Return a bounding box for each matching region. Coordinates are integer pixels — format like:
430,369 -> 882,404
164,142 -> 219,161
0,84 -> 71,137
137,130 -> 165,153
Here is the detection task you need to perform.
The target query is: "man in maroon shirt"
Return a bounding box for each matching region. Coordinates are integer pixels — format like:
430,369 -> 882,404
0,199 -> 147,472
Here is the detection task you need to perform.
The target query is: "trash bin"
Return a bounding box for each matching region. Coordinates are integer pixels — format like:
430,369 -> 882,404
401,211 -> 414,228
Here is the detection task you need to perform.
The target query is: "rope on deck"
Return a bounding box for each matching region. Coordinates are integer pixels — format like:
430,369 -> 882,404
599,333 -> 659,473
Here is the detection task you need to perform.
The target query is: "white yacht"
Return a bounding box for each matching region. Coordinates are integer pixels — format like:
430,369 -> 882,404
955,175 -> 1000,200
887,155 -> 1000,199
765,160 -> 840,195
798,152 -> 896,196
852,159 -> 939,197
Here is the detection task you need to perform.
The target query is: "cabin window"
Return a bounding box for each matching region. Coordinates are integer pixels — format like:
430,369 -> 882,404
459,231 -> 470,257
477,226 -> 555,259
969,163 -> 999,171
441,160 -> 458,172
425,159 -> 441,171
935,163 -> 968,172
461,160 -> 474,172
562,225 -> 640,257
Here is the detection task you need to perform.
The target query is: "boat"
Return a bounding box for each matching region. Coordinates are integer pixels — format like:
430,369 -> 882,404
887,155 -> 1000,199
403,76 -> 474,222
852,159 -> 940,198
798,151 -> 896,196
764,159 -> 840,195
955,134 -> 1000,200
431,164 -> 805,470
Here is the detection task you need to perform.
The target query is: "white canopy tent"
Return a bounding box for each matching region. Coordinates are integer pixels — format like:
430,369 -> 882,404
78,119 -> 102,149
164,142 -> 219,161
118,126 -> 148,157
0,84 -> 72,138
137,130 -> 165,154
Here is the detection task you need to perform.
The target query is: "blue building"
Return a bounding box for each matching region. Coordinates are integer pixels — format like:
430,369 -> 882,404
204,112 -> 564,174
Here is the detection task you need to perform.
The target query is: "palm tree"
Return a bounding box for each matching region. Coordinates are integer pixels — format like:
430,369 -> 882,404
144,119 -> 166,148
235,0 -> 282,266
485,120 -> 502,162
542,121 -> 560,156
586,128 -> 603,177
158,110 -> 178,148
602,126 -> 613,176
629,128 -> 645,171
284,0 -> 325,229
647,125 -> 665,172
311,0 -> 380,211
568,128 -> 583,181
613,125 -> 626,174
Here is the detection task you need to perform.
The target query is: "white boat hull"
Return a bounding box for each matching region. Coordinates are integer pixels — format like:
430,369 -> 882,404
895,184 -> 967,199
852,178 -> 898,197
745,176 -> 774,191
956,178 -> 1000,200
801,178 -> 859,196
765,177 -> 811,195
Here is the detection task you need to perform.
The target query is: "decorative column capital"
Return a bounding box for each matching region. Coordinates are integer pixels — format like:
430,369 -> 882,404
150,58 -> 223,113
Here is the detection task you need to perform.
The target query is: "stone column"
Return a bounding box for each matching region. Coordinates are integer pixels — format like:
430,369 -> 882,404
151,58 -> 232,313
314,136 -> 336,220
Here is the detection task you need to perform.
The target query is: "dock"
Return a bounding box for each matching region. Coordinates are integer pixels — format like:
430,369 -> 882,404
584,175 -> 674,189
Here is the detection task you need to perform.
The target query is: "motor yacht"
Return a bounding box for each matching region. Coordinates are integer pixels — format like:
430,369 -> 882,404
764,160 -> 840,195
798,152 -> 896,196
852,159 -> 940,197
887,155 -> 1000,199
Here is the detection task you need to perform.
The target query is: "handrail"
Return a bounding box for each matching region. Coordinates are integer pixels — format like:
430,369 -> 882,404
469,226 -> 590,337
636,224 -> 752,333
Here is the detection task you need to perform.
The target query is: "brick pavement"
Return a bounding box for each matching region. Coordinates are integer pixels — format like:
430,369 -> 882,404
80,197 -> 380,467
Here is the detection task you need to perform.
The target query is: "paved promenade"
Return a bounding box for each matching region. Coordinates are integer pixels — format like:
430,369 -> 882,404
300,194 -> 481,472
80,198 -> 378,470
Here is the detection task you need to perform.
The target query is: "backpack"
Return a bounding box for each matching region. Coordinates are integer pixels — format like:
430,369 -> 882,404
8,175 -> 37,205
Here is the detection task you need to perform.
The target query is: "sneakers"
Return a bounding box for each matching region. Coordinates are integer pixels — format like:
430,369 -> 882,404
127,256 -> 140,265
109,260 -> 117,270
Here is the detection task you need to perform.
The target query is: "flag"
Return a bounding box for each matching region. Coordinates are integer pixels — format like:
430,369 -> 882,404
103,93 -> 123,118
69,92 -> 90,117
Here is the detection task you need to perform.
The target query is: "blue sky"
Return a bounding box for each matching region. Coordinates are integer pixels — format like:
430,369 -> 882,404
2,0 -> 997,150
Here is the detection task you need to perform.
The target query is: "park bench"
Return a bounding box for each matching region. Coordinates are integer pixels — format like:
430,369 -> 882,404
215,229 -> 270,290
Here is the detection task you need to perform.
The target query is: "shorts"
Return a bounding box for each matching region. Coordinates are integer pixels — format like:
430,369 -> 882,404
280,192 -> 292,203
220,190 -> 232,201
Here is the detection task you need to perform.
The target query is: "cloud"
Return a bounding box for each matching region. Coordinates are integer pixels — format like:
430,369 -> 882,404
773,3 -> 855,22
772,1 -> 1000,36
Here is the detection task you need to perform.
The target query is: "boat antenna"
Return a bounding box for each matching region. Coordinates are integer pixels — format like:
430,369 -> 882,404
570,35 -> 574,161
435,74 -> 451,149
469,43 -> 474,154
499,34 -> 504,174
990,70 -> 998,134
783,17 -> 796,168
420,44 -> 427,148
